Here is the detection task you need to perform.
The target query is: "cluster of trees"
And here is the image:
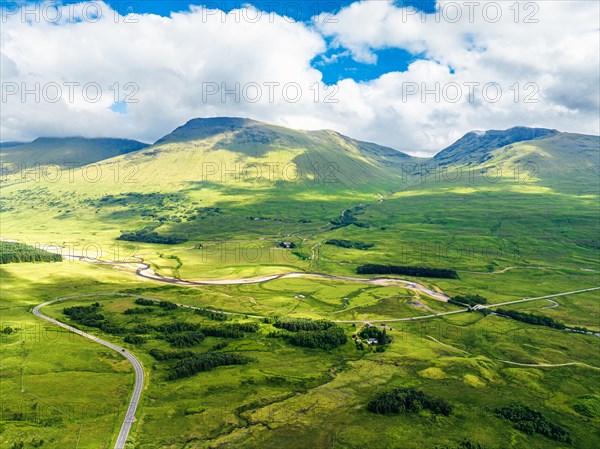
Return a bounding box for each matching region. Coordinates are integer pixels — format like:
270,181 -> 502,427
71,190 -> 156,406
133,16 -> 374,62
200,322 -> 259,338
98,322 -> 127,335
271,318 -> 347,349
158,301 -> 178,310
131,324 -> 155,334
168,352 -> 254,380
357,264 -> 459,279
325,239 -> 373,250
63,303 -> 105,327
155,322 -> 200,334
149,348 -> 195,361
154,321 -> 259,340
495,404 -> 572,443
135,298 -> 178,310
63,304 -> 127,335
287,326 -> 347,349
0,242 -> 62,264
368,387 -> 453,416
449,294 -> 488,307
124,335 -> 146,345
195,309 -> 228,321
274,318 -> 333,332
167,331 -> 206,348
117,226 -> 187,244
359,325 -> 392,345
495,309 -> 566,330
124,307 -> 153,315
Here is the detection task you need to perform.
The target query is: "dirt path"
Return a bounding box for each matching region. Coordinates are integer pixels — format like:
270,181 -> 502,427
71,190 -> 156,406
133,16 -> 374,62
426,336 -> 470,354
497,359 -> 600,370
458,266 -> 557,275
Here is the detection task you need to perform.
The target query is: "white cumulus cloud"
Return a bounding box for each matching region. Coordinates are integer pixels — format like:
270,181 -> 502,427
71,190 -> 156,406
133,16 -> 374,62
1,1 -> 598,155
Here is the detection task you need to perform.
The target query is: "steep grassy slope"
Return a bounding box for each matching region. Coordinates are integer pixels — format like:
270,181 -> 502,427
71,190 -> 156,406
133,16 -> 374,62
128,117 -> 414,187
0,118 -> 419,250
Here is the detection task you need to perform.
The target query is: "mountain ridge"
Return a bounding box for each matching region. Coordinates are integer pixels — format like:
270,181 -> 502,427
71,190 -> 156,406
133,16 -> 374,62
0,137 -> 148,167
433,126 -> 560,166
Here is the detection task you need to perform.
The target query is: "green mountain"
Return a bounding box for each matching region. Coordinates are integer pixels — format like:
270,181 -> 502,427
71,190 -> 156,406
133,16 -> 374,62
0,137 -> 148,167
0,119 -> 597,246
412,127 -> 599,194
433,126 -> 558,166
106,117 -> 417,188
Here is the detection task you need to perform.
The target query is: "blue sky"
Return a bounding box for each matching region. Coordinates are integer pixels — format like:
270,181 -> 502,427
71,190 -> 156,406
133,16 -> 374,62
5,0 -> 435,84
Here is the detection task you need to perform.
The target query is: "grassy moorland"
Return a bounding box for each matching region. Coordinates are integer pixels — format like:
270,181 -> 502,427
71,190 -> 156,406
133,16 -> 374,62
0,122 -> 598,448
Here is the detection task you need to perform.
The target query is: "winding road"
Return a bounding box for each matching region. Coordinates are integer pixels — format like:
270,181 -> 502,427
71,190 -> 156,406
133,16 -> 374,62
31,253 -> 600,448
33,296 -> 144,449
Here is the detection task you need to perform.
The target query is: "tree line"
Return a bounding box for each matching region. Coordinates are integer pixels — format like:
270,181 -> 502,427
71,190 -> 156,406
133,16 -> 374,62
149,348 -> 195,361
274,317 -> 334,332
0,242 -> 62,264
368,387 -> 453,416
286,326 -> 347,349
117,226 -> 187,244
495,404 -> 572,443
124,335 -> 146,345
168,352 -> 254,380
167,331 -> 206,348
63,303 -> 125,333
357,264 -> 459,279
64,302 -> 258,344
494,308 -> 566,330
449,294 -> 487,307
134,298 -> 178,310
269,318 -> 348,349
325,239 -> 373,250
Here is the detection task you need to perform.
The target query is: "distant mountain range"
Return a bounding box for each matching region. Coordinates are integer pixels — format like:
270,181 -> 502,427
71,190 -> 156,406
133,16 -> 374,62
432,127 -> 559,166
0,137 -> 148,167
1,118 -> 598,190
